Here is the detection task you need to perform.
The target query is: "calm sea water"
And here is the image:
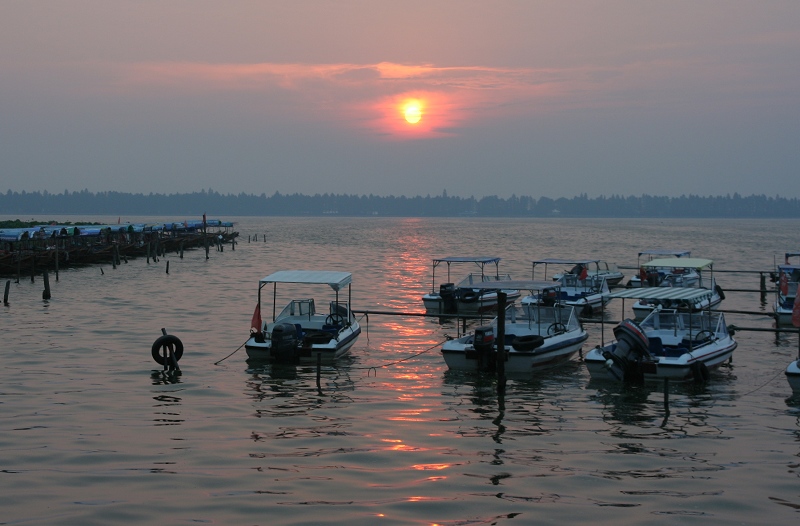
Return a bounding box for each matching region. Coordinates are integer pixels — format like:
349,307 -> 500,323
2,216 -> 799,525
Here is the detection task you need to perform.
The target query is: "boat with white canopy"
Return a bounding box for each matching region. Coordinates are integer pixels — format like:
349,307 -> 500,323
522,259 -> 611,315
630,257 -> 723,319
245,270 -> 361,362
422,256 -> 521,315
440,280 -> 588,374
584,287 -> 736,383
628,249 -> 692,287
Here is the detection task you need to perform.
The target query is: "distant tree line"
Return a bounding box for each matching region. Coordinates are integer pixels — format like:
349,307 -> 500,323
2,189 -> 799,218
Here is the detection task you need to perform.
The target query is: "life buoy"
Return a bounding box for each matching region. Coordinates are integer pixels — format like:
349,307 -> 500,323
511,334 -> 545,351
151,334 -> 184,365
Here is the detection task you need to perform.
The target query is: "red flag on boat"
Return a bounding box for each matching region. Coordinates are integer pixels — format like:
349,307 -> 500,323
780,272 -> 789,295
792,285 -> 800,327
251,303 -> 262,332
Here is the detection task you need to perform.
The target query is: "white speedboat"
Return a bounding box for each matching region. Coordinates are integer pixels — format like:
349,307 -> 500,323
787,359 -> 800,393
441,281 -> 588,374
245,270 -> 361,363
552,259 -> 625,287
584,288 -> 736,383
630,258 -> 723,319
522,259 -> 611,316
773,253 -> 800,326
421,256 -> 521,315
628,249 -> 692,287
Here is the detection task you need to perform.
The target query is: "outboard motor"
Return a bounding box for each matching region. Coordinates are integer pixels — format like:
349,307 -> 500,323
541,288 -> 558,307
271,322 -> 300,361
473,325 -> 495,370
439,283 -> 457,313
602,319 -> 651,382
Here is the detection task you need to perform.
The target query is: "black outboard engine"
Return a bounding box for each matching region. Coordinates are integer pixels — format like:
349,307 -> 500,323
473,325 -> 495,370
439,283 -> 457,313
271,323 -> 300,361
602,319 -> 651,382
541,288 -> 558,307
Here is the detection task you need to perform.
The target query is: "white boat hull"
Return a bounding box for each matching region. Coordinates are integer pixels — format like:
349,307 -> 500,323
787,360 -> 800,393
423,290 -> 521,315
441,304 -> 588,374
245,324 -> 361,363
442,335 -> 587,374
584,309 -> 736,383
585,339 -> 736,382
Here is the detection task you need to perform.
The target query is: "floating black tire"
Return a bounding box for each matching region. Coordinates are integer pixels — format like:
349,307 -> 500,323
151,334 -> 184,365
691,361 -> 710,383
511,334 -> 545,351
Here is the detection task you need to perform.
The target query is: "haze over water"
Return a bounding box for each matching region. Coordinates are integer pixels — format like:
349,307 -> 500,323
2,216 -> 799,525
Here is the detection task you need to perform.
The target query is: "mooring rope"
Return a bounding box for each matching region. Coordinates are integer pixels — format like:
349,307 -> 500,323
214,338 -> 250,365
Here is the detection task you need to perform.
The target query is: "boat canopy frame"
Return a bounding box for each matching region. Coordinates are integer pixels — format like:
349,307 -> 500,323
257,270 -> 353,322
429,256 -> 502,292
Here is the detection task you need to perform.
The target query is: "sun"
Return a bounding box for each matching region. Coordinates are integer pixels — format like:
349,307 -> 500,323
403,99 -> 423,124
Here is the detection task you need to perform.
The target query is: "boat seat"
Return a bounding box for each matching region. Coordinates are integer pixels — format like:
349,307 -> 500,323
648,337 -> 665,356
322,324 -> 340,333
294,324 -> 304,339
663,346 -> 689,357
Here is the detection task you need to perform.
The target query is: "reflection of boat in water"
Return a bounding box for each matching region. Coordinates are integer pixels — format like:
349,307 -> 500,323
421,256 -> 521,315
441,280 -> 588,374
629,258 -> 723,320
245,270 -> 361,363
584,288 -> 737,383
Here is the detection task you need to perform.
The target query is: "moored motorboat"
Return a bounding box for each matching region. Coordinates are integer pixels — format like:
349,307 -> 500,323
584,288 -> 736,383
773,254 -> 800,326
440,280 -> 588,374
629,258 -> 723,320
421,256 -> 521,315
522,259 -> 611,316
245,270 -> 361,363
628,249 -> 692,287
787,359 -> 800,393
552,259 -> 625,287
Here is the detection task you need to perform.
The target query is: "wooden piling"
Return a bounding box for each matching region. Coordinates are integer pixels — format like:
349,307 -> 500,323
3,280 -> 9,306
166,260 -> 170,274
42,271 -> 51,300
55,241 -> 59,281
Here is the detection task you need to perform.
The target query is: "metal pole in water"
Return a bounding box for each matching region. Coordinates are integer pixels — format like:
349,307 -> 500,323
496,292 -> 507,396
166,260 -> 169,274
4,280 -> 10,306
316,353 -> 322,390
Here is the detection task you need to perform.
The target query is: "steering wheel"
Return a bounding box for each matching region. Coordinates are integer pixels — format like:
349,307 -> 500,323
547,322 -> 567,335
325,313 -> 346,326
693,330 -> 713,342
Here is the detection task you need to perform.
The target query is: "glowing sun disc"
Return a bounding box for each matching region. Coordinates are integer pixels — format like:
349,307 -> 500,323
404,102 -> 422,124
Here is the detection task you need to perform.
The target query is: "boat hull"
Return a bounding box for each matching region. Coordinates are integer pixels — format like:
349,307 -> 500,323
584,339 -> 736,382
245,325 -> 361,363
787,360 -> 800,393
441,331 -> 588,374
423,290 -> 521,315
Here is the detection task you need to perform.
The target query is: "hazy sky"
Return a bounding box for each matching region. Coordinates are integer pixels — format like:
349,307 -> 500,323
2,1 -> 799,199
